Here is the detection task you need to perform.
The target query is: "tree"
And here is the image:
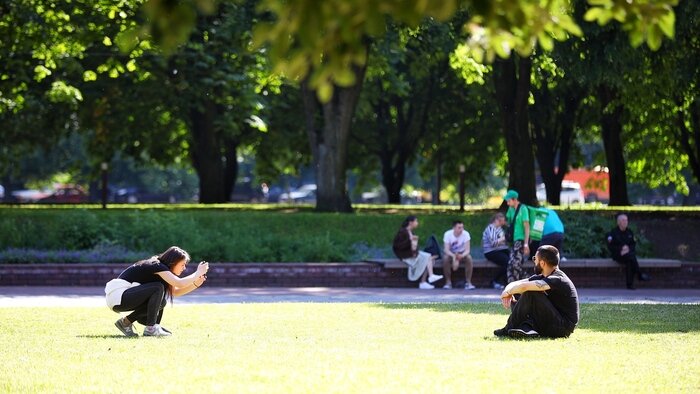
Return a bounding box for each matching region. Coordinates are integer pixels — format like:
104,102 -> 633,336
629,0 -> 700,190
300,62 -> 366,212
350,18 -> 469,204
529,52 -> 584,205
492,54 -> 537,205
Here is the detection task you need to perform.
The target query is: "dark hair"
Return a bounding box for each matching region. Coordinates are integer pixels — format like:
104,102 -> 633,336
401,215 -> 418,228
135,246 -> 191,303
452,220 -> 464,227
491,212 -> 505,223
536,245 -> 560,267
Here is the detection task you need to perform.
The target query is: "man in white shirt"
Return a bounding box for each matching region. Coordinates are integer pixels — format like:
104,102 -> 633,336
442,220 -> 475,289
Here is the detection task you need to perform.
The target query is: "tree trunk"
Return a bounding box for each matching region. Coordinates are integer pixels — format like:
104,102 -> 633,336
599,85 -> 630,206
531,88 -> 582,205
381,155 -> 405,204
676,99 -> 700,185
190,101 -> 238,203
435,150 -> 442,205
493,55 -> 537,206
301,59 -> 368,212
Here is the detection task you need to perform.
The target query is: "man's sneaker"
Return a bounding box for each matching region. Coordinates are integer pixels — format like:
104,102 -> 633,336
464,282 -> 476,290
492,281 -> 505,290
493,327 -> 509,337
143,324 -> 172,337
443,283 -> 452,289
418,282 -> 435,290
508,327 -> 540,339
427,274 -> 443,283
114,318 -> 138,337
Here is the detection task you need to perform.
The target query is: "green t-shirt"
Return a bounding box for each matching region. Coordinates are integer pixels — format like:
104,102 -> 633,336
506,204 -> 530,242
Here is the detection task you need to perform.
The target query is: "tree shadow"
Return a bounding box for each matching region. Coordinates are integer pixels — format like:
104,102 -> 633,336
372,303 -> 700,334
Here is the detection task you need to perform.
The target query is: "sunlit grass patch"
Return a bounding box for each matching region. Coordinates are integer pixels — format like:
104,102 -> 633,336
0,303 -> 698,392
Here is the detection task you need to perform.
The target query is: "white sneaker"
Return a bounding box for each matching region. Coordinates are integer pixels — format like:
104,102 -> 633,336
443,283 -> 452,289
143,324 -> 172,337
418,282 -> 435,290
464,282 -> 476,290
427,274 -> 443,283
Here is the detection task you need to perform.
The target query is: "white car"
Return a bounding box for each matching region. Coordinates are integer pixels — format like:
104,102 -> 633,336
536,181 -> 585,205
279,184 -> 317,203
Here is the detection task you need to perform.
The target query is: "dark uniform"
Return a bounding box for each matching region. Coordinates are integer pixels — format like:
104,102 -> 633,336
606,226 -> 647,289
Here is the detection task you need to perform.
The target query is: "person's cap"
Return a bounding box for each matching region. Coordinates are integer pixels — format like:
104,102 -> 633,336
503,190 -> 519,200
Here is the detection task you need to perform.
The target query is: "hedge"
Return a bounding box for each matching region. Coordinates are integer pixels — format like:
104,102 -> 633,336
0,207 -> 650,263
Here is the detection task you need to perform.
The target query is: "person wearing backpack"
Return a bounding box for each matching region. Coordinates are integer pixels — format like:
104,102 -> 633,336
504,190 -> 530,283
529,208 -> 565,258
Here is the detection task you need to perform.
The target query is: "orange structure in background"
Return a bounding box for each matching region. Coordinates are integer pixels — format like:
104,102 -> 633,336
564,167 -> 610,203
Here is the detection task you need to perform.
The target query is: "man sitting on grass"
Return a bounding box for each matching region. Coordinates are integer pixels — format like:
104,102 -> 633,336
493,245 -> 579,339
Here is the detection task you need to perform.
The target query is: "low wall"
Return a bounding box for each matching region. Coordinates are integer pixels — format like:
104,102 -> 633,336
0,259 -> 698,288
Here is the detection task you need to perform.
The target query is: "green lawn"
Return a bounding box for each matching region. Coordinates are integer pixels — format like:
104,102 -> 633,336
1,303 -> 698,392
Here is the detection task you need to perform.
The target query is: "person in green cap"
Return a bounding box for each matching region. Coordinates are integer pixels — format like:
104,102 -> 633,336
504,190 -> 530,283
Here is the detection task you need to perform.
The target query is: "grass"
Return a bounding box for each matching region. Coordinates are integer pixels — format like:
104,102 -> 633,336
1,303 -> 698,392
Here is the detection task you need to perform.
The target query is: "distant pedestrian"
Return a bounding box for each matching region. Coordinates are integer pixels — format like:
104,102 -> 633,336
606,213 -> 651,290
392,215 -> 443,289
105,246 -> 209,337
504,190 -> 530,283
482,212 -> 509,289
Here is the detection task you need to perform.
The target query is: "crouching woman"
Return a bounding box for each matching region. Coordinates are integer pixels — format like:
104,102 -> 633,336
105,246 -> 209,337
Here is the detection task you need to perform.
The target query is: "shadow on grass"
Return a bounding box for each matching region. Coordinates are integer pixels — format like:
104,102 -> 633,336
76,335 -> 138,339
372,303 -> 700,334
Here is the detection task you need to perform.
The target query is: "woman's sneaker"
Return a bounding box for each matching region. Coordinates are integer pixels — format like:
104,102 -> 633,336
114,318 -> 138,337
143,324 -> 172,337
418,282 -> 435,290
427,274 -> 443,283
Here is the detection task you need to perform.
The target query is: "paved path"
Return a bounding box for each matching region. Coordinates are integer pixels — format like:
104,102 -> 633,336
1,286 -> 700,307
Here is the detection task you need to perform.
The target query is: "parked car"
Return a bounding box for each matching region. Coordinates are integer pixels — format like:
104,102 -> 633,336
11,189 -> 50,203
39,185 -> 89,203
279,184 -> 317,203
536,181 -> 585,205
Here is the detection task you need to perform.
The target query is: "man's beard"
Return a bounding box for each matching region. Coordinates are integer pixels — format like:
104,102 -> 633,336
534,262 -> 543,275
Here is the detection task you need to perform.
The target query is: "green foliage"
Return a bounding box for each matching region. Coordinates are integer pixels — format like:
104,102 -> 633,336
0,207 -> 669,262
558,210 -> 651,258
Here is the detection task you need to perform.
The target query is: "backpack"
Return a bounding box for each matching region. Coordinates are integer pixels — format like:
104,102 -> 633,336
423,234 -> 443,260
528,206 -> 549,241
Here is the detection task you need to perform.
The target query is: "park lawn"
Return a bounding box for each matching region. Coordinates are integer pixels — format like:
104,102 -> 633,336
0,303 -> 698,393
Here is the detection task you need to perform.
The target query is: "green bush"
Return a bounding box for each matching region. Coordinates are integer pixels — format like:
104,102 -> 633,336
0,207 -> 654,263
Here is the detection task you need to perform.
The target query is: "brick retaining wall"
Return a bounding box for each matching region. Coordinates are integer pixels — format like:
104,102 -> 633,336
0,260 -> 698,288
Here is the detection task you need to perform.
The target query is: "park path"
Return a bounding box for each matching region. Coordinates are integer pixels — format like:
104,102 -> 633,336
1,286 -> 699,307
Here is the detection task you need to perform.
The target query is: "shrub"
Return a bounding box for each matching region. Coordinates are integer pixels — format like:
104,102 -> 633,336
0,207 -> 658,263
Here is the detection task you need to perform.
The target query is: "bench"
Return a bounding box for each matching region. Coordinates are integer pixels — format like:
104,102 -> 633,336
365,258 -> 683,269
365,257 -> 690,288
